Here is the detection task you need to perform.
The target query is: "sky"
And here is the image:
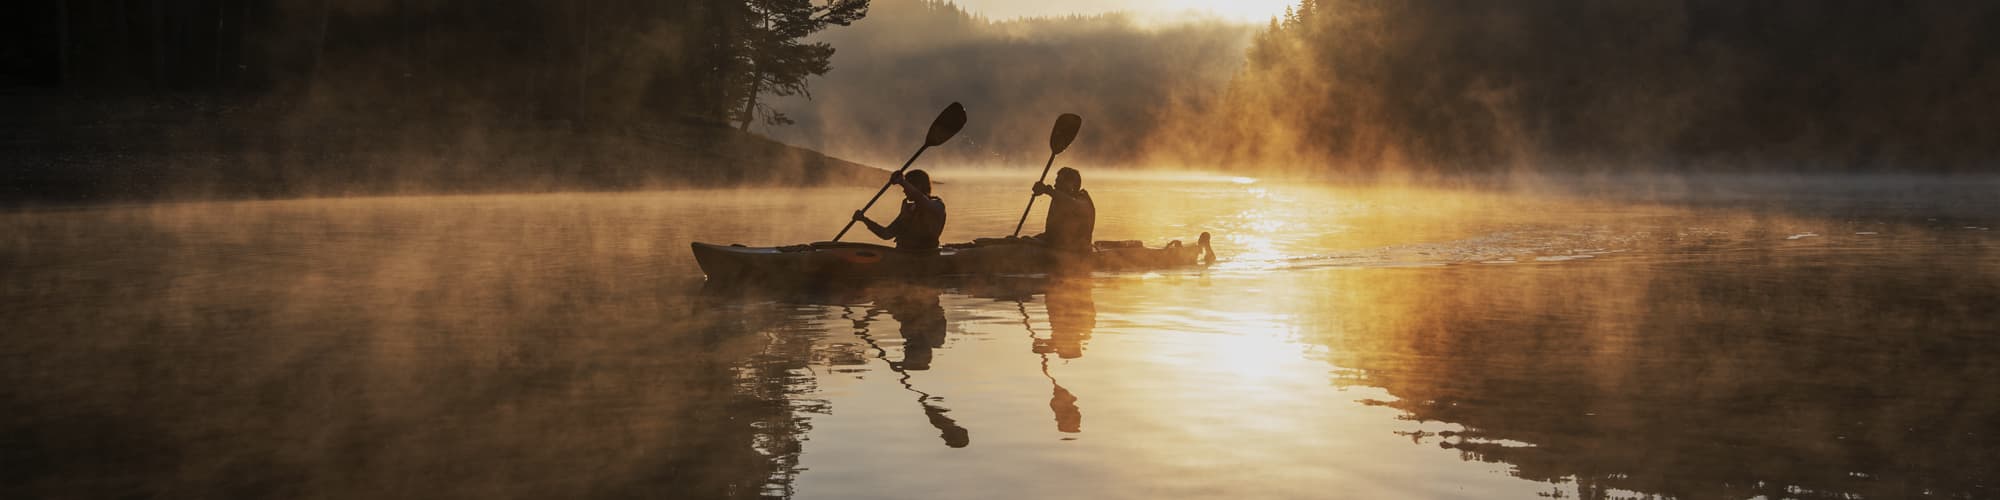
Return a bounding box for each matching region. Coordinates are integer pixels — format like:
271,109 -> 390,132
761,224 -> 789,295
946,0 -> 1298,24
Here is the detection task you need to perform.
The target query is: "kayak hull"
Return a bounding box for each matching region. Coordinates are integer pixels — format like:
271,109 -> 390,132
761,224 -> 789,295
692,234 -> 1211,285
690,241 -> 951,284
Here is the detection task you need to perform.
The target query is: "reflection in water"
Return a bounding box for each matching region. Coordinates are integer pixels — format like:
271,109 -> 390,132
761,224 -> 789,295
846,286 -> 968,448
1042,279 -> 1098,360
5,177 -> 1996,499
1297,246 -> 2000,500
1044,280 -> 1095,434
1015,279 -> 1097,434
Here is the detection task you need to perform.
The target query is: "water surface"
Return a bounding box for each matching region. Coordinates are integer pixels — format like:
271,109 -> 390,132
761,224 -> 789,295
4,174 -> 1996,499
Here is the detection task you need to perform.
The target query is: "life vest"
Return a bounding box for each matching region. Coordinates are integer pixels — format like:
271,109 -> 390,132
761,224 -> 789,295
1044,190 -> 1095,253
892,196 -> 947,251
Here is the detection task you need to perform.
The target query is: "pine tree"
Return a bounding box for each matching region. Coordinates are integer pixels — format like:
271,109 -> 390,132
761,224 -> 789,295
733,0 -> 870,131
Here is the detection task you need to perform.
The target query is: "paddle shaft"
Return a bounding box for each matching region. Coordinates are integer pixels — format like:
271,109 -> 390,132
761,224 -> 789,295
1010,153 -> 1060,237
835,145 -> 931,242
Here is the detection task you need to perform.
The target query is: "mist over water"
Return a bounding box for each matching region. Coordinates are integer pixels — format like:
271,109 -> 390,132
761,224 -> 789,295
4,174 -> 1994,498
9,0 -> 2000,497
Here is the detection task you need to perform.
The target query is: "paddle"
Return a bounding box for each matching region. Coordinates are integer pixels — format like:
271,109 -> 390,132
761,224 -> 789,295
1011,113 -> 1084,238
834,102 -> 968,242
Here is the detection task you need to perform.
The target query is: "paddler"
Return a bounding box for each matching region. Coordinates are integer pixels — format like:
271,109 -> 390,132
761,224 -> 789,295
853,169 -> 947,252
1029,167 -> 1095,253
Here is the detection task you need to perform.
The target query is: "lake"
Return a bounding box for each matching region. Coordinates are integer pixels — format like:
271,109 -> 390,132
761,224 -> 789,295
3,173 -> 1995,499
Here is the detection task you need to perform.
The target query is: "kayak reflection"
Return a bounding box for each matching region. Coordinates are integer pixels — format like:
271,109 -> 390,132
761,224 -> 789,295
845,285 -> 968,448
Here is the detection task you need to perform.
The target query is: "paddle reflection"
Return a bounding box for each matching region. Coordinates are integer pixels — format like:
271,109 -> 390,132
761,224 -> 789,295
877,286 -> 948,371
1042,280 -> 1094,434
846,285 -> 968,448
986,277 -> 1097,435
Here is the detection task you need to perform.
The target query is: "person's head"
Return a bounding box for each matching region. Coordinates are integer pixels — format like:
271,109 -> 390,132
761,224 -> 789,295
907,169 -> 933,195
1054,167 -> 1082,192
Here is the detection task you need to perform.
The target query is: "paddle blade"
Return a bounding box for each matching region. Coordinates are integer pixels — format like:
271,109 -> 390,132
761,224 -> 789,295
1049,113 -> 1083,154
925,102 -> 968,147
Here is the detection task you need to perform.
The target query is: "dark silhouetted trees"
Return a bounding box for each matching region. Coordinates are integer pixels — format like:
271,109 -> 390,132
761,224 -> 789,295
1169,0 -> 2000,174
3,0 -> 871,129
733,0 -> 868,130
0,1 -> 883,202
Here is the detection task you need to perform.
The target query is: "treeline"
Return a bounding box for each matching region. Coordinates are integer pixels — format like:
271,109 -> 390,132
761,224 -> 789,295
1,1 -> 882,202
765,0 -> 1252,167
3,0 -> 868,127
1152,0 -> 2000,174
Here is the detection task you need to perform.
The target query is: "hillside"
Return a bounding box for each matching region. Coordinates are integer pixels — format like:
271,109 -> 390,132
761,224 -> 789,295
1,94 -> 884,205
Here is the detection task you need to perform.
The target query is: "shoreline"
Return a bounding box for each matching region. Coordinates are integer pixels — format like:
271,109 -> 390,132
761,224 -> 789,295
1,95 -> 886,207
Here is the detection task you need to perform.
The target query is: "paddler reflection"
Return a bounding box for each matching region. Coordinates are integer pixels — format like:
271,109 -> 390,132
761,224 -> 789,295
1032,278 -> 1095,433
858,285 -> 968,448
877,285 -> 947,370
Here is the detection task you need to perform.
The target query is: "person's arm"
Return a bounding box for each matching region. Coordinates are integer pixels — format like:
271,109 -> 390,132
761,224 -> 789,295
853,210 -> 895,240
1034,183 -> 1086,204
893,172 -> 926,202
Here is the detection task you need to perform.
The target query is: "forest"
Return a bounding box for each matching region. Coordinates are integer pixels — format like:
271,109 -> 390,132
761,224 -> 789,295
1,0 -> 877,202
4,0 -> 873,127
1152,0 -> 2000,175
4,0 -> 1994,203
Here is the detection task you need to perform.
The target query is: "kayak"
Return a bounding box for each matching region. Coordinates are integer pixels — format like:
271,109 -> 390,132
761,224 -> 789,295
691,232 -> 1214,284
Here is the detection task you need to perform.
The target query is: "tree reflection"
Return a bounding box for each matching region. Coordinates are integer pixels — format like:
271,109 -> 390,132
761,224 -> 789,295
1303,253 -> 2000,499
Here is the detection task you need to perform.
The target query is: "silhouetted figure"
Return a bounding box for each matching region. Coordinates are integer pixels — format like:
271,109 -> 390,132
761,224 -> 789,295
854,170 -> 946,252
1029,167 -> 1095,253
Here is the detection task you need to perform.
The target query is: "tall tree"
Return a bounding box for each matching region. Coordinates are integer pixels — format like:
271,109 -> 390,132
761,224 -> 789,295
734,0 -> 868,131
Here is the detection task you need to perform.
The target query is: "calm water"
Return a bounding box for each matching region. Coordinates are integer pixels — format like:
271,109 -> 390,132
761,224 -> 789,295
3,174 -> 1996,499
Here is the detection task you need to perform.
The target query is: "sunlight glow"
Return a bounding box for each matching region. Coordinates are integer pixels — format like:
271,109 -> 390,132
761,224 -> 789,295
951,0 -> 1297,24
1204,319 -> 1306,380
1141,0 -> 1299,22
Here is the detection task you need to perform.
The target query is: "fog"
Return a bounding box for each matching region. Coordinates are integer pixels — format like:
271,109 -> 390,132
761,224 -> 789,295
766,0 -> 1254,169
774,0 -> 1999,182
1169,0 -> 2000,177
8,0 -> 1997,206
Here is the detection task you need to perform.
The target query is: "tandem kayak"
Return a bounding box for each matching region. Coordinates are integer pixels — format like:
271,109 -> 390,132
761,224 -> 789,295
691,232 -> 1214,284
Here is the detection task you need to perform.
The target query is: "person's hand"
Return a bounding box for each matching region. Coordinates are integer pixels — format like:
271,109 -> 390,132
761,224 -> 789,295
852,210 -> 868,222
889,171 -> 905,185
1033,182 -> 1054,196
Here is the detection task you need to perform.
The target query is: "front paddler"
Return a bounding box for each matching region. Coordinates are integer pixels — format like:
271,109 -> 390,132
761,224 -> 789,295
853,169 -> 947,252
1029,167 -> 1095,253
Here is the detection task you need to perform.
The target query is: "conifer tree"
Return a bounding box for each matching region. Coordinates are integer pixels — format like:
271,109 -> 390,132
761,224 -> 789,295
733,0 -> 870,131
